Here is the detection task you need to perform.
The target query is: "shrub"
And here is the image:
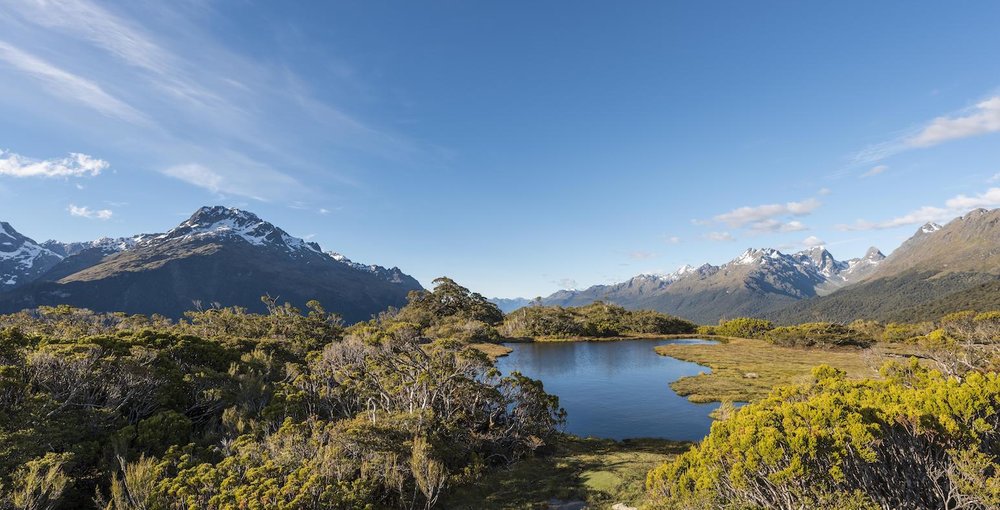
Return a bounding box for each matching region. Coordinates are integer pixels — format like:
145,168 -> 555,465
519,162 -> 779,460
714,318 -> 774,339
499,303 -> 694,338
882,321 -> 934,343
764,322 -> 872,348
646,362 -> 1000,510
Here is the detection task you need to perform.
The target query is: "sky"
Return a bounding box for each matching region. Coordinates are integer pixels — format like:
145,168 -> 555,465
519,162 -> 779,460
1,1 -> 1000,299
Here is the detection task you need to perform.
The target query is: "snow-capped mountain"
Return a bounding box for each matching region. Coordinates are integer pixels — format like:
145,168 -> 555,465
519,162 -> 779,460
157,206 -> 322,255
0,206 -> 423,322
536,244 -> 884,323
0,222 -> 63,291
326,251 -> 415,285
776,209 -> 1000,323
42,236 -> 148,258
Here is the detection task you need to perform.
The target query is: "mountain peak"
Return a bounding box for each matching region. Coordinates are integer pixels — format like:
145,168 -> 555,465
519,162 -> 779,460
163,206 -> 320,254
864,246 -> 886,261
733,247 -> 783,265
919,222 -> 943,234
0,221 -> 62,290
188,205 -> 261,224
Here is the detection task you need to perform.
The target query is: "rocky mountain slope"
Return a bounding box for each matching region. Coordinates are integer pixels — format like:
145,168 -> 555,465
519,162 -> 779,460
772,209 -> 1000,323
0,206 -> 423,322
0,222 -> 63,292
530,246 -> 885,324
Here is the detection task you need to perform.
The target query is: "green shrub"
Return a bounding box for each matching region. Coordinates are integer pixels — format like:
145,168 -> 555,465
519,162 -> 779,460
714,317 -> 774,339
499,303 -> 695,338
646,362 -> 1000,509
764,322 -> 872,348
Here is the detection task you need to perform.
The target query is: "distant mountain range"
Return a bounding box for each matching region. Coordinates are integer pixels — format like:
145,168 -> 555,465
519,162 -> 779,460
0,206 -> 422,322
772,208 -> 1000,323
5,205 -> 999,325
491,208 -> 1000,324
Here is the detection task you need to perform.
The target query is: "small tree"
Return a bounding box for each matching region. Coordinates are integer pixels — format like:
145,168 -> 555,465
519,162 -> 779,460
10,453 -> 72,510
410,436 -> 448,510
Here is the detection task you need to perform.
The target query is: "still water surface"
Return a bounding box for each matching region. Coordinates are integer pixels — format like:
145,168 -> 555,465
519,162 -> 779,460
496,339 -> 723,441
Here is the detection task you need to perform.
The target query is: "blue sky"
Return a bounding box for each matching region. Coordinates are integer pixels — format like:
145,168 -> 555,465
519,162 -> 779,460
1,1 -> 1000,298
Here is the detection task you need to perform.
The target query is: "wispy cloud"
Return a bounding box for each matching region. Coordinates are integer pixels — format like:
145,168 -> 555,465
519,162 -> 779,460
5,0 -> 223,110
909,97 -> 1000,147
162,164 -> 223,193
836,187 -> 1000,231
714,198 -> 821,228
855,95 -> 1000,163
748,219 -> 808,233
162,157 -> 305,201
665,236 -> 681,244
0,149 -> 108,178
0,1 -> 419,204
861,165 -> 888,178
0,40 -> 148,124
704,231 -> 734,241
629,251 -> 656,260
68,204 -> 112,220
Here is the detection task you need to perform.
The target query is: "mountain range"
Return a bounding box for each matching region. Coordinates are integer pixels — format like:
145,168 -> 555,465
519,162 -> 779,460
0,206 -> 422,323
4,206 -> 999,325
493,208 -> 1000,324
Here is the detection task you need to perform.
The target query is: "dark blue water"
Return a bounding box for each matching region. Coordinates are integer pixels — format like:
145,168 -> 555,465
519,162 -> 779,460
496,338 -> 722,441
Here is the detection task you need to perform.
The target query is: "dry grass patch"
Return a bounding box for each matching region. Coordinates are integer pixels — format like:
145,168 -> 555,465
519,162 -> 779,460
656,337 -> 884,403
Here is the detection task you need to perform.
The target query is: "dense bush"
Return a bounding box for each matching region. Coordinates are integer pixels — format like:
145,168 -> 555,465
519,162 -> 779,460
764,322 -> 872,348
646,362 -> 1000,510
713,317 -> 775,339
500,302 -> 696,338
0,278 -> 563,509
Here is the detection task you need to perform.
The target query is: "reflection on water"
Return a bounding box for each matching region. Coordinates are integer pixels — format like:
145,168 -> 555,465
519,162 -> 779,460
496,338 -> 722,441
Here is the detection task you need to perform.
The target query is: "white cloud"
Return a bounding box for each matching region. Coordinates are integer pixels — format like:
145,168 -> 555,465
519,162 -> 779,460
704,231 -> 734,241
665,236 -> 681,244
714,198 -> 821,228
817,187 -> 832,196
68,204 -> 112,220
0,40 -> 147,124
802,235 -> 825,247
861,165 -> 888,178
162,158 -> 304,201
162,163 -> 223,193
854,95 -> 1000,164
909,96 -> 1000,147
0,150 -> 108,178
836,187 -> 1000,231
944,187 -> 1000,210
987,173 -> 1000,184
629,251 -> 656,260
748,219 -> 808,233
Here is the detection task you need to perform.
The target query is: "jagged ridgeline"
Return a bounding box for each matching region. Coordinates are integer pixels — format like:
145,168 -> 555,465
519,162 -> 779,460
0,206 -> 423,323
494,208 -> 1000,325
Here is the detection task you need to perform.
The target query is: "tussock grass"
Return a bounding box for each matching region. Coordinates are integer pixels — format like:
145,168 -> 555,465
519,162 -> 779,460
656,337 -> 883,402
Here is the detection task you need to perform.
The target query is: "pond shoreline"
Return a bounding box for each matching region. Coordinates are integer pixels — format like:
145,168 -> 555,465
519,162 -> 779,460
495,337 -> 724,441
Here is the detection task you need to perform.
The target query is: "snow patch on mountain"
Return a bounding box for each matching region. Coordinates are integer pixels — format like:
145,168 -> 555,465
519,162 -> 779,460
921,222 -> 943,234
162,206 -> 322,255
326,251 -> 408,284
0,221 -> 63,290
